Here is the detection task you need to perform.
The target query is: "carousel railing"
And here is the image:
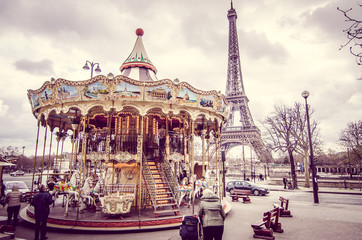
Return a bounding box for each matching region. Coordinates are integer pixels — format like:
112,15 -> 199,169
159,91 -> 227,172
111,133 -> 138,154
141,153 -> 158,208
78,132 -> 138,155
98,183 -> 137,195
161,158 -> 180,206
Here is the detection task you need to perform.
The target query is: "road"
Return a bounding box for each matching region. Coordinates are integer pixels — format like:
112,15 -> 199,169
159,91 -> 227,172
2,174 -> 362,239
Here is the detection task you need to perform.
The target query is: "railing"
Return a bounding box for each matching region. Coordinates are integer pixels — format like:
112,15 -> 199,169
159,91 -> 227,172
141,153 -> 157,208
222,126 -> 257,131
78,132 -> 138,155
98,183 -> 137,195
111,133 -> 138,154
161,159 -> 180,206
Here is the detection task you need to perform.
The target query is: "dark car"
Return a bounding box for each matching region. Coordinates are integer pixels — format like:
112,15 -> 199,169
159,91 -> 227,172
226,180 -> 269,196
10,170 -> 25,177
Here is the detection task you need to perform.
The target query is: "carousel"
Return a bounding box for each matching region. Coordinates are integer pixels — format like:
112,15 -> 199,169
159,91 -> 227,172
21,28 -> 230,231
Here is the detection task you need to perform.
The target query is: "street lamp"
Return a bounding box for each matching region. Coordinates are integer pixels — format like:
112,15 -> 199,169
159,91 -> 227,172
302,90 -> 319,204
83,60 -> 101,78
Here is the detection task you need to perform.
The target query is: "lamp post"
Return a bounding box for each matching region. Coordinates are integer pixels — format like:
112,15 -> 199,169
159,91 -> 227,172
302,90 -> 319,204
83,60 -> 101,78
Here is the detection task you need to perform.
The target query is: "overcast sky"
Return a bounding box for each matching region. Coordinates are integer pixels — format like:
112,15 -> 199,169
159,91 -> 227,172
0,0 -> 361,157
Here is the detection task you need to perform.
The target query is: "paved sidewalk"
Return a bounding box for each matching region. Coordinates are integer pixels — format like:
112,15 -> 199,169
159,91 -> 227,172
260,180 -> 362,195
0,183 -> 361,239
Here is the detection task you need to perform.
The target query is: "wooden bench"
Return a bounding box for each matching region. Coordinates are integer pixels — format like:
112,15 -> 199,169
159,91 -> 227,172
24,191 -> 37,203
274,196 -> 292,217
230,189 -> 251,203
251,207 -> 284,239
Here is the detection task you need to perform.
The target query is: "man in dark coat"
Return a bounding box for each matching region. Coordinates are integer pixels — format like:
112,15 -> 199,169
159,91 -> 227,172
30,184 -> 53,240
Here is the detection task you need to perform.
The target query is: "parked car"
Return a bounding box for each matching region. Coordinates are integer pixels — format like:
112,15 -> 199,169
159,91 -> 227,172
10,170 -> 25,177
4,181 -> 30,201
226,180 -> 269,196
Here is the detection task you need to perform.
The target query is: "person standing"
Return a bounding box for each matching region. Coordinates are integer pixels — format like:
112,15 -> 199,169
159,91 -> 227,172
5,185 -> 22,227
158,124 -> 166,158
283,176 -> 288,189
198,189 -> 226,240
30,184 -> 53,240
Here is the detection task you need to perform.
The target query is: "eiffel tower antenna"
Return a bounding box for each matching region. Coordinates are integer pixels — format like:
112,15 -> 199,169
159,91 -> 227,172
222,2 -> 272,163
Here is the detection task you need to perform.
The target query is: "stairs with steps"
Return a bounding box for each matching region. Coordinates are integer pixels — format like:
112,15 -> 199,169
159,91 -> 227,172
143,160 -> 179,217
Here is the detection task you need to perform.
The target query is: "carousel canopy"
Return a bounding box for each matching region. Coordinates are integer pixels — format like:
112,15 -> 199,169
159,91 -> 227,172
120,28 -> 158,81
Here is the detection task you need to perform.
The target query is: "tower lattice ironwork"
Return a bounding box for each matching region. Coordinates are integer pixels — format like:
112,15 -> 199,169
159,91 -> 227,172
222,2 -> 272,162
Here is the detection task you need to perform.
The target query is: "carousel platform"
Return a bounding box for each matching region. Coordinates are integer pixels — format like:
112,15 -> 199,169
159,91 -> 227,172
20,197 -> 231,232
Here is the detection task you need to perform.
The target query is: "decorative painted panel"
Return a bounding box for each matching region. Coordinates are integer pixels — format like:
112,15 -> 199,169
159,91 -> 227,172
200,95 -> 214,108
177,88 -> 197,105
40,87 -> 53,104
58,84 -> 79,100
218,99 -> 226,113
30,94 -> 40,109
145,85 -> 171,101
114,82 -> 141,99
83,82 -> 108,99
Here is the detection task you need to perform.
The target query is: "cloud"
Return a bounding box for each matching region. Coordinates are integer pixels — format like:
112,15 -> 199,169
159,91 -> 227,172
14,59 -> 54,76
239,30 -> 289,64
0,99 -> 9,116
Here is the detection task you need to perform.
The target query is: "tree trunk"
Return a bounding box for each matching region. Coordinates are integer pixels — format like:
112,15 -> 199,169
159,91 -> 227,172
288,150 -> 298,189
304,152 -> 310,188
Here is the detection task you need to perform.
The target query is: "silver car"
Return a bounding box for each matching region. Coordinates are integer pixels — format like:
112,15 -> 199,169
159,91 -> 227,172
5,181 -> 30,201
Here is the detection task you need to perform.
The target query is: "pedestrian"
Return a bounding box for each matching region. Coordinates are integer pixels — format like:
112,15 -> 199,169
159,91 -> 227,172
283,176 -> 288,189
5,185 -> 22,228
198,189 -> 226,240
258,173 -> 263,181
30,184 -> 53,240
158,124 -> 166,158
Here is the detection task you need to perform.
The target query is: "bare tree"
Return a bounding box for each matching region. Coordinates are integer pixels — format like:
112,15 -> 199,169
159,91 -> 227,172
0,146 -> 21,157
262,104 -> 299,189
338,5 -> 362,65
293,102 -> 322,187
339,121 -> 362,174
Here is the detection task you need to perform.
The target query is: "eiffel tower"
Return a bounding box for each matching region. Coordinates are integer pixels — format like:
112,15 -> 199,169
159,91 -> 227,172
222,2 -> 272,163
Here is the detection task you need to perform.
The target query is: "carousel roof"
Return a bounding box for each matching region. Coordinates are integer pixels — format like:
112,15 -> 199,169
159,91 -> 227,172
120,28 -> 158,81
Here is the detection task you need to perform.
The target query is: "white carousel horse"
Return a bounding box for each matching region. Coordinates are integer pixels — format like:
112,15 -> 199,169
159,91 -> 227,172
178,177 -> 192,206
193,177 -> 209,199
52,171 -> 81,216
78,174 -> 102,212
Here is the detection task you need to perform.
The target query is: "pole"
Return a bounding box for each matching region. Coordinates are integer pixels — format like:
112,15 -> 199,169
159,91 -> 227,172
303,93 -> 319,204
31,120 -> 40,192
222,150 -> 226,197
242,144 -> 246,180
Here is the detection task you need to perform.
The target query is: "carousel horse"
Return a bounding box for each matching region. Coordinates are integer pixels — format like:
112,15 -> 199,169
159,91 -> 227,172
193,177 -> 209,199
52,171 -> 81,216
178,177 -> 193,206
78,174 -> 101,211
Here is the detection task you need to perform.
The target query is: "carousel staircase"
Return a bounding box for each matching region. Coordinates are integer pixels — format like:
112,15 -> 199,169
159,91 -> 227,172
143,159 -> 179,217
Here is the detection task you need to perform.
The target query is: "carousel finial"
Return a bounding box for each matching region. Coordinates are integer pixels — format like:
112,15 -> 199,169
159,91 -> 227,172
136,28 -> 144,36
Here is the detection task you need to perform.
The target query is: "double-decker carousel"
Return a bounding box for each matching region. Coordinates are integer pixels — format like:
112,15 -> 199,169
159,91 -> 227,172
20,28 -> 230,231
